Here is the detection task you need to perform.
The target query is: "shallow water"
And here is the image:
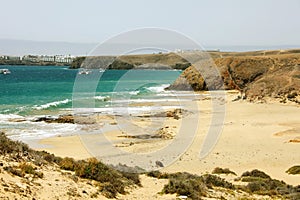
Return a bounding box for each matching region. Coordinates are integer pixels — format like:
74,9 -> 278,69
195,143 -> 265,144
0,66 -> 189,140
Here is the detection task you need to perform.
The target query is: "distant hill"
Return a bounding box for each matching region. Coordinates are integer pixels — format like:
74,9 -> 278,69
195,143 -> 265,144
70,53 -> 191,70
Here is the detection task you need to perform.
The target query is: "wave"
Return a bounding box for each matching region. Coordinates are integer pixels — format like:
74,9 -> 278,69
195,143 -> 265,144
7,122 -> 79,140
94,95 -> 111,101
73,105 -> 182,115
0,114 -> 25,122
112,98 -> 187,104
128,91 -> 140,95
146,84 -> 170,93
33,99 -> 71,110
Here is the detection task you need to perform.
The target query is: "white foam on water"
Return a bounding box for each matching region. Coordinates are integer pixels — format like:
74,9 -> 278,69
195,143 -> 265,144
146,84 -> 170,93
0,114 -> 25,123
33,99 -> 71,110
73,105 -> 182,115
128,91 -> 140,95
94,95 -> 111,101
6,121 -> 80,140
111,98 -> 188,104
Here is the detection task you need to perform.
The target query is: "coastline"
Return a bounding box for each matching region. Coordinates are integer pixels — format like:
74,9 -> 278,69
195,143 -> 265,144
35,90 -> 300,186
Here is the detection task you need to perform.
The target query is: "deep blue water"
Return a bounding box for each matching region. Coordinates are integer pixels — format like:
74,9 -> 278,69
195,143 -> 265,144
0,66 -> 181,116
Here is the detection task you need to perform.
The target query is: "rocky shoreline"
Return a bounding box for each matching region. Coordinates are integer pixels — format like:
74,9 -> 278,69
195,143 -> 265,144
167,50 -> 300,104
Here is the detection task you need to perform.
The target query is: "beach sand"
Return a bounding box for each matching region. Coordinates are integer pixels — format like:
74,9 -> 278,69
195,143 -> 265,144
37,91 -> 300,186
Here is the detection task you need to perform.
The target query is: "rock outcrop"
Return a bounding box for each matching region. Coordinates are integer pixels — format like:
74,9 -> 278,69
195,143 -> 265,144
168,50 -> 300,103
33,115 -> 75,123
70,53 -> 191,70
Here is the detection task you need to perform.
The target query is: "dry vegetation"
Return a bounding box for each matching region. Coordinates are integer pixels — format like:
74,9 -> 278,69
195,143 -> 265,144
212,167 -> 237,176
0,132 -> 140,198
1,131 -> 299,199
147,169 -> 300,199
286,165 -> 300,175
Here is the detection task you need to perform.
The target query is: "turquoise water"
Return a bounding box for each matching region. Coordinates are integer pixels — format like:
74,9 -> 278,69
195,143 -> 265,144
0,65 -> 181,116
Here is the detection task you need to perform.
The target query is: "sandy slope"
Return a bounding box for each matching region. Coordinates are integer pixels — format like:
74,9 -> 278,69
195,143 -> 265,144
163,91 -> 300,186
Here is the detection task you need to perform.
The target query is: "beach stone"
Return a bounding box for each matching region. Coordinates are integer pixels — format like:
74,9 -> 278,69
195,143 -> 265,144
32,115 -> 74,124
155,161 -> 164,167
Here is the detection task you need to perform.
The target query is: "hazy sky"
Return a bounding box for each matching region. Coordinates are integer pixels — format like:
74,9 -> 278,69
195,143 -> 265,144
1,0 -> 300,47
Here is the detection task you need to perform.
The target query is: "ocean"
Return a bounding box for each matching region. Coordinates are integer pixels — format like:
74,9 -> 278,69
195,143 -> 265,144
0,65 -> 183,141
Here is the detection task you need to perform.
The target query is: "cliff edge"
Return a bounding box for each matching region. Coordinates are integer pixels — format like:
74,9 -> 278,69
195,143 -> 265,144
168,50 -> 300,103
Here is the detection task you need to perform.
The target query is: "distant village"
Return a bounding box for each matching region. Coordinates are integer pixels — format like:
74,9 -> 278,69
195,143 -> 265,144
0,54 -> 75,64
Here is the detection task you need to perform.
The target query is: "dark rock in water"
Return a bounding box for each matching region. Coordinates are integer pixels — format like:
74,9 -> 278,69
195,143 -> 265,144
32,116 -> 58,123
55,115 -> 75,123
32,115 -> 74,124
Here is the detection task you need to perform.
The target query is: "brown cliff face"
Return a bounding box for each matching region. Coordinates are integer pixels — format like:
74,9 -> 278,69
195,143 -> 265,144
168,51 -> 300,103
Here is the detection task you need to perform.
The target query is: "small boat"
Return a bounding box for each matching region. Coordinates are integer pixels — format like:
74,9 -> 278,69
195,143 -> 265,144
0,69 -> 11,75
78,69 -> 91,75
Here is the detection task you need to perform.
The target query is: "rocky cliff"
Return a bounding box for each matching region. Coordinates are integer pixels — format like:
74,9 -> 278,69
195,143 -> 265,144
168,50 -> 300,103
69,53 -> 191,70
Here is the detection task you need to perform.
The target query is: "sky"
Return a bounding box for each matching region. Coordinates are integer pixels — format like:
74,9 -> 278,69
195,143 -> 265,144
0,0 -> 300,55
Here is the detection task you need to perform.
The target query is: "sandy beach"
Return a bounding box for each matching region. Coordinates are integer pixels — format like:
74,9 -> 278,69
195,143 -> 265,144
37,90 -> 300,187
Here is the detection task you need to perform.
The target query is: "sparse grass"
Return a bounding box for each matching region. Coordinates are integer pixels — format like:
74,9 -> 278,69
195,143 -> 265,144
286,165 -> 300,175
0,132 -> 30,155
58,158 -> 141,198
4,162 -> 43,178
4,166 -> 23,177
212,167 -> 237,176
0,132 -> 140,198
59,157 -> 77,171
2,132 -> 300,199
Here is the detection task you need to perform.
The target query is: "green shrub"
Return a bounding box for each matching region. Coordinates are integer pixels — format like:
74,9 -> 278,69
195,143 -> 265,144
161,172 -> 234,199
241,169 -> 271,179
146,170 -> 169,179
201,174 -> 234,189
286,166 -> 300,175
239,169 -> 299,197
59,157 -> 77,171
162,176 -> 207,199
4,163 -> 43,178
0,132 -> 140,199
120,171 -> 141,186
0,132 -> 30,155
244,178 -> 288,196
241,176 -> 267,182
73,158 -> 138,198
4,166 -> 23,177
212,167 -> 237,176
